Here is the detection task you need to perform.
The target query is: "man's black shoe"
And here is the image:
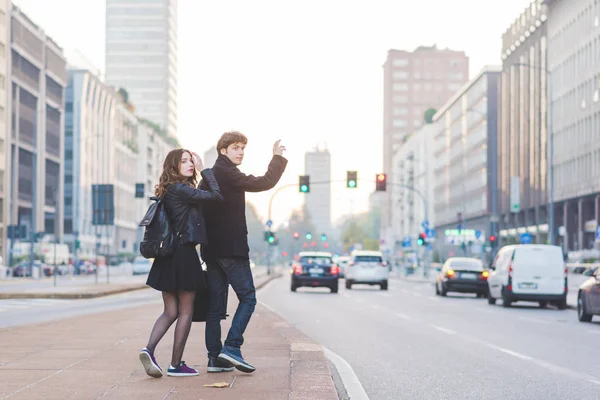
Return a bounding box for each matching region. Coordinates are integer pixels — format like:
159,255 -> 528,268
207,357 -> 235,373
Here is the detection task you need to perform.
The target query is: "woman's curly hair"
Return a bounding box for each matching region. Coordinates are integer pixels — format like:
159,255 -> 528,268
154,148 -> 198,198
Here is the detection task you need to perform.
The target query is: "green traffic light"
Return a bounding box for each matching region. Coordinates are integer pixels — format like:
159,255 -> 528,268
300,184 -> 308,193
306,233 -> 312,240
321,234 -> 327,241
268,237 -> 275,244
348,180 -> 356,188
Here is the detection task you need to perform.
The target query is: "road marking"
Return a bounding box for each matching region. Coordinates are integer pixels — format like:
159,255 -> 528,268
355,298 -> 364,303
518,316 -> 550,325
427,297 -> 440,301
413,293 -> 422,297
430,325 -> 456,335
486,344 -> 533,360
342,294 -> 351,298
395,313 -> 412,320
381,293 -> 390,297
324,348 -> 370,400
371,305 -> 380,310
588,330 -> 600,335
400,289 -> 409,293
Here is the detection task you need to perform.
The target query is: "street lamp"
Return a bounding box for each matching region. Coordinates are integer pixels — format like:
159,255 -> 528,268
512,62 -> 554,246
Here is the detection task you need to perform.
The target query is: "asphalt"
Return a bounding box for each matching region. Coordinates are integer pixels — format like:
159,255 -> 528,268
259,274 -> 600,400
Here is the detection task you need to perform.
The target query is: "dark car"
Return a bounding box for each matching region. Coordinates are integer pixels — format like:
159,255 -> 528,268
435,257 -> 489,297
577,267 -> 600,322
291,251 -> 339,293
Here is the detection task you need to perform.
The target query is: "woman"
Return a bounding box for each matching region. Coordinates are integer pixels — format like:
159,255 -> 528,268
139,149 -> 223,378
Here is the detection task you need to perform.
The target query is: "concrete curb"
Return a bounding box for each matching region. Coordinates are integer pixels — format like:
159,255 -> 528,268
0,284 -> 149,300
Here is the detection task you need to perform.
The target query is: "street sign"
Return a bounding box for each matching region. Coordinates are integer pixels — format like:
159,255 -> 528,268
402,237 -> 411,248
475,230 -> 482,239
595,226 -> 600,241
266,220 -> 273,227
422,220 -> 429,230
520,232 -> 532,244
425,228 -> 435,238
510,176 -> 520,213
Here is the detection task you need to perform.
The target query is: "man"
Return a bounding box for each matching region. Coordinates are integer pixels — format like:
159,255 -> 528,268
201,131 -> 287,374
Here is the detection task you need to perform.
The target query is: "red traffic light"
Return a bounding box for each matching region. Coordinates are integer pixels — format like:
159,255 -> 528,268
489,235 -> 497,242
419,233 -> 426,239
293,232 -> 299,239
375,173 -> 387,191
377,173 -> 386,182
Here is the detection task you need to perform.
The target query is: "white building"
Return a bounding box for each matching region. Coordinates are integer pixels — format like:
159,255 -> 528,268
385,123 -> 435,256
64,70 -> 140,261
0,0 -> 10,262
203,145 -> 217,169
432,67 -> 501,259
5,6 -> 67,265
105,0 -> 178,138
304,148 -> 331,237
545,0 -> 600,251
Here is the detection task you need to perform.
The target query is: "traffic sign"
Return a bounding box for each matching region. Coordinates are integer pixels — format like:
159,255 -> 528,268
421,220 -> 429,230
266,220 -> 273,227
402,237 -> 411,248
596,226 -> 600,241
425,228 -> 435,238
520,232 -> 532,244
475,230 -> 482,239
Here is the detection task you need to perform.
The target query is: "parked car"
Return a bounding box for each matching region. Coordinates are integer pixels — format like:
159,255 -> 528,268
132,257 -> 152,275
435,257 -> 488,297
345,250 -> 388,290
335,256 -> 350,278
291,251 -> 339,293
487,245 -> 567,309
577,267 -> 600,322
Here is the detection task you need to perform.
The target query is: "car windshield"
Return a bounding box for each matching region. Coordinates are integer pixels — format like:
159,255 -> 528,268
354,255 -> 383,262
300,256 -> 332,265
449,259 -> 483,271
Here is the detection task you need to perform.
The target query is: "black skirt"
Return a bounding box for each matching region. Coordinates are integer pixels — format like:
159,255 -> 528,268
146,243 -> 206,292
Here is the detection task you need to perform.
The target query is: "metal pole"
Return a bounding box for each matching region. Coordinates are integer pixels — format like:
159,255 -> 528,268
547,73 -> 555,246
53,188 -> 58,287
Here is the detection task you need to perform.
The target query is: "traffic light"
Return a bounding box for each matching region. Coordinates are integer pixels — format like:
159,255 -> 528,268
299,175 -> 310,193
305,232 -> 312,240
489,235 -> 497,247
267,231 -> 276,244
417,232 -> 426,246
375,173 -> 387,191
293,232 -> 299,239
321,233 -> 327,241
346,170 -> 357,188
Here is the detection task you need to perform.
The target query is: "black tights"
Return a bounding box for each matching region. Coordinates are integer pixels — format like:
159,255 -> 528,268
145,291 -> 196,367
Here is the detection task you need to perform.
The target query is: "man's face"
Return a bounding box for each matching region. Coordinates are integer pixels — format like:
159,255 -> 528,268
220,142 -> 245,165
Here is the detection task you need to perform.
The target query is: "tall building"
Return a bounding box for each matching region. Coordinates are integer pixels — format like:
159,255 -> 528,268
64,70 -> 139,261
105,0 -> 178,138
382,46 -> 469,240
433,67 -> 501,260
304,147 -> 331,237
5,6 -> 67,265
498,1 -> 549,246
387,123 -> 436,258
0,0 -> 10,263
545,0 -> 600,251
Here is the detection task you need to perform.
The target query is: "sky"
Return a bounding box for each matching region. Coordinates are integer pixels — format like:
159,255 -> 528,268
14,0 -> 534,230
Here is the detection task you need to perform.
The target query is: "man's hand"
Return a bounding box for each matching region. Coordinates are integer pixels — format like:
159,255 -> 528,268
192,152 -> 204,171
273,140 -> 286,156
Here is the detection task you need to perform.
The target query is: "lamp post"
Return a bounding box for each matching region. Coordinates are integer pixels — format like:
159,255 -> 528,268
512,62 -> 554,245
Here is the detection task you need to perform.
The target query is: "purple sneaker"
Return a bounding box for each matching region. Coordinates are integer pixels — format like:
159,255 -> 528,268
167,361 -> 199,377
139,348 -> 163,378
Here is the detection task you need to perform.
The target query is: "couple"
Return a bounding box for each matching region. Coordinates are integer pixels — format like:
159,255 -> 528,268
139,131 -> 287,377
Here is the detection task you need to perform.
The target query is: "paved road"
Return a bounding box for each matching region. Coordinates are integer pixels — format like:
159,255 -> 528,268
259,276 -> 600,400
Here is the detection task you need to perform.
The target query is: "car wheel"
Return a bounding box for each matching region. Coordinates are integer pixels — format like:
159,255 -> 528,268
331,284 -> 338,294
345,280 -> 352,290
555,298 -> 568,310
380,281 -> 388,290
578,293 -> 593,322
440,284 -> 447,297
487,293 -> 496,305
435,282 -> 440,296
290,284 -> 297,292
502,287 -> 512,308
538,301 -> 548,308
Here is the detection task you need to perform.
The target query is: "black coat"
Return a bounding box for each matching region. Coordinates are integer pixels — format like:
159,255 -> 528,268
163,169 -> 223,246
201,154 -> 287,260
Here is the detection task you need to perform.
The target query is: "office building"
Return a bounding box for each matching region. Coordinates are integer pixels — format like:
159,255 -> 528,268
304,147 -> 331,237
0,0 -> 9,262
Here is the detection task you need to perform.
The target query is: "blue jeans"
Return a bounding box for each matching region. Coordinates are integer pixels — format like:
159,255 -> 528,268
205,257 -> 257,358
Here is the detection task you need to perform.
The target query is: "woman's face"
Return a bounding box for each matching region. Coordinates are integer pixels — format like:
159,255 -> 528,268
179,152 -> 195,177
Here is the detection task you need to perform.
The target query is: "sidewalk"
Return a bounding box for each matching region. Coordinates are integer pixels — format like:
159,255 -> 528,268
0,274 -> 339,400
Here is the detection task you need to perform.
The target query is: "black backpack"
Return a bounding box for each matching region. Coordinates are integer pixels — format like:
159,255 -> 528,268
139,196 -> 181,259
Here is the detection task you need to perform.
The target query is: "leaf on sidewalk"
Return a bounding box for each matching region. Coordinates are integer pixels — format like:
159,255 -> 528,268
203,382 -> 229,388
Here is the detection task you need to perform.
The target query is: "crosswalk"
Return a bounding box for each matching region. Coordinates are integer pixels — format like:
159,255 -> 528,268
0,299 -> 69,313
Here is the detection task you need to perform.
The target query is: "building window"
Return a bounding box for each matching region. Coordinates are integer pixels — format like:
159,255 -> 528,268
393,95 -> 408,103
393,71 -> 408,79
393,119 -> 407,128
18,148 -> 34,202
45,159 -> 60,207
393,108 -> 408,116
392,59 -> 408,67
393,83 -> 408,91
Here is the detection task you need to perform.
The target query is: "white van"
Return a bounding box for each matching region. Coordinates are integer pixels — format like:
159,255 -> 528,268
487,245 -> 567,309
345,250 -> 389,290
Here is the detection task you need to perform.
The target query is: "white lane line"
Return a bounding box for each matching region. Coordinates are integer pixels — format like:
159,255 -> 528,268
588,330 -> 600,335
427,296 -> 439,302
518,316 -> 551,325
342,293 -> 351,298
395,313 -> 412,320
381,293 -> 391,297
324,348 -> 370,400
371,305 -> 380,310
413,293 -> 422,297
430,325 -> 456,335
400,289 -> 409,293
486,344 -> 533,361
355,298 -> 365,303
